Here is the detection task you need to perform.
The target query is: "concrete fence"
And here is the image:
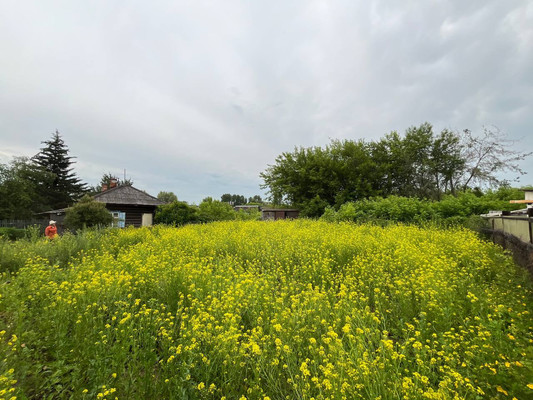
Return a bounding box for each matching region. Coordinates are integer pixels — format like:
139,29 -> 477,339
488,216 -> 533,244
483,214 -> 533,276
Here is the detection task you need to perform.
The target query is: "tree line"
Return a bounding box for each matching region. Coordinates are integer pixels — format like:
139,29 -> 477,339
0,131 -> 87,219
260,123 -> 531,216
0,130 -> 264,223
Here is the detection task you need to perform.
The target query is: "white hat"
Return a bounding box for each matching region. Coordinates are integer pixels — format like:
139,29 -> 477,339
50,220 -> 56,224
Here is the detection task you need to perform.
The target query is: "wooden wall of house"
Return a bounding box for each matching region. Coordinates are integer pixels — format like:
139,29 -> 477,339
105,204 -> 157,227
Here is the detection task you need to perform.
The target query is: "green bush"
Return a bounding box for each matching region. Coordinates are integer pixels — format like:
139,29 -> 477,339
154,201 -> 199,225
320,189 -> 525,226
64,195 -> 113,230
325,196 -> 435,223
234,208 -> 261,221
0,227 -> 26,241
198,198 -> 236,222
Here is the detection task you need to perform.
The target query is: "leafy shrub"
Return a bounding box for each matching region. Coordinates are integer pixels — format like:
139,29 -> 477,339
0,227 -> 26,241
64,195 -> 113,229
322,190 -> 525,225
300,195 -> 329,218
198,197 -> 236,222
154,201 -> 199,225
234,208 -> 261,221
324,196 -> 436,223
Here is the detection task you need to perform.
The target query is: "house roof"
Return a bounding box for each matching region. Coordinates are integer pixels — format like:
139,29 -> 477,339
93,185 -> 164,206
36,208 -> 66,215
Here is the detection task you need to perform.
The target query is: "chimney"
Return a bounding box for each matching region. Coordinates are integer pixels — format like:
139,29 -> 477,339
110,178 -> 118,188
101,184 -> 108,192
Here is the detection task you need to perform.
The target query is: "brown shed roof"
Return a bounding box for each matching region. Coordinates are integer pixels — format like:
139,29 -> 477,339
93,185 -> 164,206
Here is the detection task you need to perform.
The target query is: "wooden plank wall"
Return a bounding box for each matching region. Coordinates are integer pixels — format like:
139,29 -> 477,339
105,205 -> 156,227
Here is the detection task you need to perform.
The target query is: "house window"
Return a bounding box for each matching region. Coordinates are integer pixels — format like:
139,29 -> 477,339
111,211 -> 126,228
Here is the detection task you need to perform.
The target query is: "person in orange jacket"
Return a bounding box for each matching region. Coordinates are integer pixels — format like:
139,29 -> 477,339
45,220 -> 58,239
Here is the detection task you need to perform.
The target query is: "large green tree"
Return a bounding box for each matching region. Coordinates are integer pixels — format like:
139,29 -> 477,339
0,157 -> 55,219
260,123 -> 527,213
157,191 -> 178,204
33,131 -> 87,209
99,173 -> 133,188
87,173 -> 134,195
373,123 -> 464,199
220,194 -> 247,205
260,140 -> 380,216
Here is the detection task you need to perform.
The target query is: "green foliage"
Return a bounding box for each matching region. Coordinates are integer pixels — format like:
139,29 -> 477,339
198,197 -> 236,222
64,195 -> 113,230
0,222 -> 531,398
300,195 -> 329,218
234,208 -> 261,221
154,201 -> 199,225
99,172 -> 133,187
0,157 -> 55,218
248,195 -> 263,204
328,196 -> 435,223
32,130 -> 88,209
260,140 -> 380,210
322,190 -> 526,225
261,123 -> 531,211
483,185 -> 527,202
87,173 -> 134,195
0,227 -> 26,241
433,191 -> 522,219
155,199 -> 257,225
157,191 -> 178,204
0,227 -> 146,273
220,193 -> 247,205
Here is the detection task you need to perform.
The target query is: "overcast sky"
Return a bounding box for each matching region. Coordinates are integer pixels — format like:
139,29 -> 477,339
1,0 -> 532,203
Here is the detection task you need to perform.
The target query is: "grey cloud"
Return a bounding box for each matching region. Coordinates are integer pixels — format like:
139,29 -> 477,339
1,0 -> 532,202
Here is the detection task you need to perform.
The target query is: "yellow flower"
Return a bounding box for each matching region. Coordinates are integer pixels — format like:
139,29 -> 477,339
496,386 -> 508,395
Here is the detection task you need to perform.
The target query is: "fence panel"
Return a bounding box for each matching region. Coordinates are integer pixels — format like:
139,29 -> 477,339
0,219 -> 48,229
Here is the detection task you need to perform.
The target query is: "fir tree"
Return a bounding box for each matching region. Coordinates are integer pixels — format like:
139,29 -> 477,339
33,130 -> 87,209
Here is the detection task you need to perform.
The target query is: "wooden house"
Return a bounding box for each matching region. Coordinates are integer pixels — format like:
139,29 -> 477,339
93,185 -> 164,227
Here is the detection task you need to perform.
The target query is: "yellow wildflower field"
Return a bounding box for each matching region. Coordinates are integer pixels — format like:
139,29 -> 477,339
0,221 -> 532,399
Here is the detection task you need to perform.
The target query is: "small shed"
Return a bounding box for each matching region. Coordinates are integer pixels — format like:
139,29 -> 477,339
93,185 -> 164,227
261,208 -> 300,221
37,208 -> 67,231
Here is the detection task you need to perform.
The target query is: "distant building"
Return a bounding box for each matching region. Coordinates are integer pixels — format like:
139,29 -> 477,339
261,208 -> 299,220
93,184 -> 164,227
39,183 -> 164,228
36,208 -> 67,231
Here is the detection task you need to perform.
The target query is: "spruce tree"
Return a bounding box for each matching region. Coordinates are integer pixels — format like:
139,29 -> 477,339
33,130 -> 87,210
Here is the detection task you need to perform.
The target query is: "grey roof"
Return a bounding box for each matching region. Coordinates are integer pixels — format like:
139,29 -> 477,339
36,208 -> 66,215
93,185 -> 164,206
